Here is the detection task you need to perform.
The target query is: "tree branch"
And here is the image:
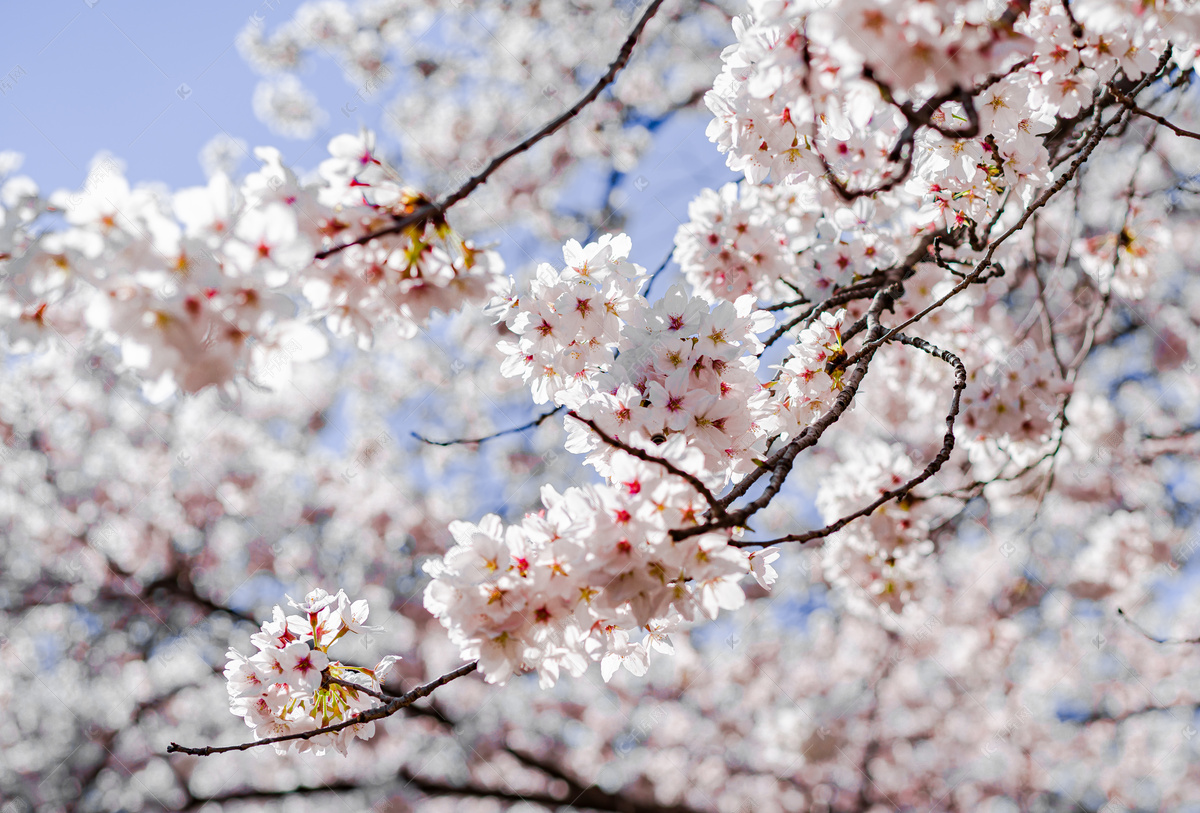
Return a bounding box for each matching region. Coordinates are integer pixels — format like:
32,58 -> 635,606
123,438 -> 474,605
1109,88 -> 1200,141
166,661 -> 478,756
673,284 -> 902,542
397,767 -> 707,813
1117,608 -> 1200,645
314,0 -> 668,260
325,672 -> 392,702
1072,701 -> 1200,726
842,49 -> 1172,367
566,411 -> 722,514
413,406 -> 563,446
739,334 -> 966,547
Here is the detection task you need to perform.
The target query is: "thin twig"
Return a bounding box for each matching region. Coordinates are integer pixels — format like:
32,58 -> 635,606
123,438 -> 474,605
1143,425 -> 1200,441
1117,608 -> 1200,645
566,411 -> 722,514
1072,701 -> 1200,726
642,247 -> 675,299
1109,88 -> 1200,141
315,0 -> 668,260
761,280 -> 881,349
413,406 -> 563,446
325,673 -> 392,702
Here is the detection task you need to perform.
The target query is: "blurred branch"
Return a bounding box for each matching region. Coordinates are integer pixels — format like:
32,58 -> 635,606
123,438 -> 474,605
182,720 -> 705,813
396,767 -> 707,813
1074,701 -> 1200,726
140,568 -> 258,626
1118,608 -> 1200,644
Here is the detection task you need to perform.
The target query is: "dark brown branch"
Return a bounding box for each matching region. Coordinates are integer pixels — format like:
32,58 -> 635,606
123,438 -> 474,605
166,661 -> 478,756
760,233 -> 934,360
1073,701 -> 1200,726
314,0 -> 668,260
1109,88 -> 1200,141
818,58 -> 1031,203
761,278 -> 883,349
766,296 -> 809,312
712,283 -> 902,513
843,49 -> 1172,367
325,672 -> 392,702
566,411 -> 722,514
1117,608 -> 1200,645
713,433 -> 797,511
737,334 -> 966,547
413,405 -> 563,446
723,241 -> 938,507
672,284 -> 902,542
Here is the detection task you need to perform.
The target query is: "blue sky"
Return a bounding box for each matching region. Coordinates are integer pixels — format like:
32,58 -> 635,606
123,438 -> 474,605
1,1 -> 343,192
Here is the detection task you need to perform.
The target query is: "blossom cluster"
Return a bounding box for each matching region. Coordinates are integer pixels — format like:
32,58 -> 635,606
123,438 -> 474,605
224,588 -> 400,755
757,309 -> 849,440
424,437 -> 778,687
1066,510 -> 1174,601
423,235 -> 861,685
0,130 -> 503,399
958,343 -> 1068,446
1076,202 -> 1169,301
708,0 -> 1180,191
492,234 -> 779,484
672,181 -> 813,303
816,441 -> 945,621
674,175 -> 905,305
687,0 -> 1188,311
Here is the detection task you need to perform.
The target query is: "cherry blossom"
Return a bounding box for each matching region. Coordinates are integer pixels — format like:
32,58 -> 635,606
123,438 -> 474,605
6,0 -> 1200,809
224,588 -> 400,755
0,130 -> 505,397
